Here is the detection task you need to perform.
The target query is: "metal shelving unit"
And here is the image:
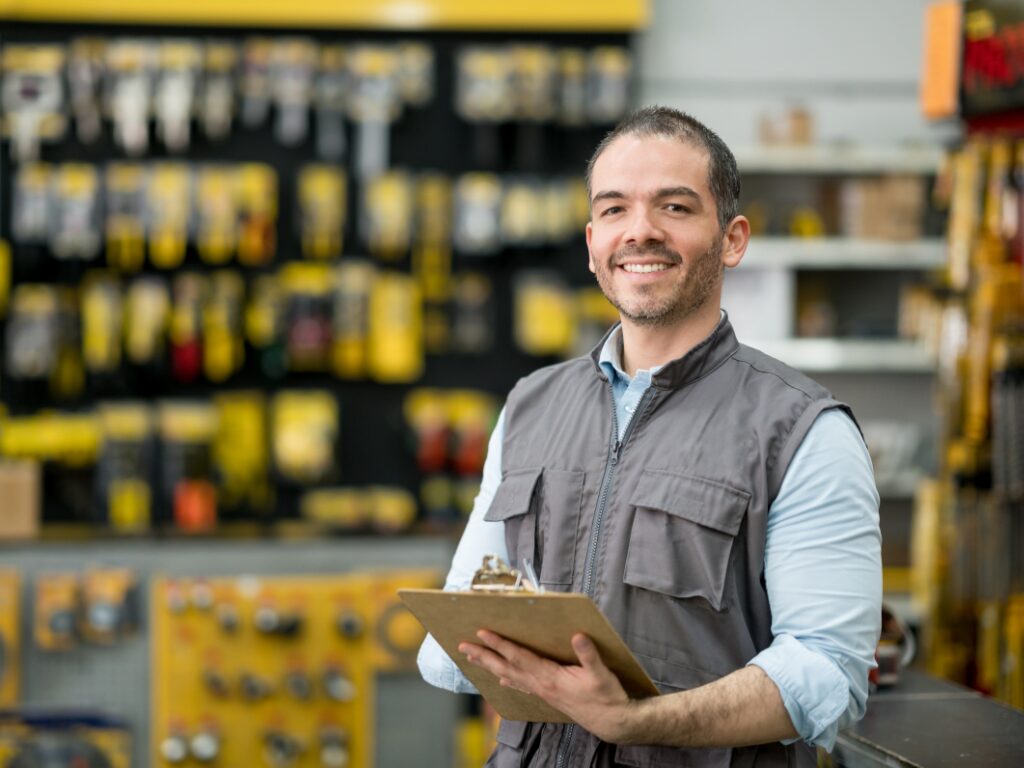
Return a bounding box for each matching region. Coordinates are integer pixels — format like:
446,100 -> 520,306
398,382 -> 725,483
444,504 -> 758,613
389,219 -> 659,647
734,144 -> 944,175
742,237 -> 946,270
752,338 -> 935,373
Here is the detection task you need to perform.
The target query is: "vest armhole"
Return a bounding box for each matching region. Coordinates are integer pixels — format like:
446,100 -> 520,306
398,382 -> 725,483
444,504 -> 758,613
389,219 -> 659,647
766,399 -> 851,503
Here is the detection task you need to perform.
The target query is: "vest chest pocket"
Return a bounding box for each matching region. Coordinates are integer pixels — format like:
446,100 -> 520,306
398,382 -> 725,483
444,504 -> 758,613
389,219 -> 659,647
624,470 -> 750,611
483,467 -> 583,587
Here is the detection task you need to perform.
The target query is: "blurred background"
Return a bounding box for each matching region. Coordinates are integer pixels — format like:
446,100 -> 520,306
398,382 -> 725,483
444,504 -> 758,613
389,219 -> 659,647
0,0 -> 1020,766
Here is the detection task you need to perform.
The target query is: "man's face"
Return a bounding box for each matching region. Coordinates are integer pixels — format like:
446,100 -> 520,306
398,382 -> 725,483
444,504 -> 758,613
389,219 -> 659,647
586,134 -> 727,328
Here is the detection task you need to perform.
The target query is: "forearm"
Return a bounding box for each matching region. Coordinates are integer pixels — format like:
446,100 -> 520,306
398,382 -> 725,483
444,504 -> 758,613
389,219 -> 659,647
620,665 -> 797,748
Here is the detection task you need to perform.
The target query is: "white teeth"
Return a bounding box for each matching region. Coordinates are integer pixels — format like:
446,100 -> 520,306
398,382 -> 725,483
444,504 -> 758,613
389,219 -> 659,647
621,263 -> 670,273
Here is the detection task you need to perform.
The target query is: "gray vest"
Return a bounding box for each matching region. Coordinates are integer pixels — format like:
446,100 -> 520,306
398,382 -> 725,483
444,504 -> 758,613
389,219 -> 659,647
483,315 -> 854,768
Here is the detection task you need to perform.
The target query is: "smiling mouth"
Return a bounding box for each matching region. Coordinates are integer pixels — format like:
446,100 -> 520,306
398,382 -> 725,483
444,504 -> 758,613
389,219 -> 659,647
620,263 -> 673,273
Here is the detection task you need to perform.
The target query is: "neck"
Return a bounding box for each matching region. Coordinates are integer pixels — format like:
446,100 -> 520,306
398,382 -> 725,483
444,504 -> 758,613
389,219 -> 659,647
620,301 -> 722,378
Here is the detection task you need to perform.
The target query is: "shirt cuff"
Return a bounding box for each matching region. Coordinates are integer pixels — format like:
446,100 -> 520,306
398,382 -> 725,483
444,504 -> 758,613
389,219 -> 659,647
747,634 -> 850,751
416,633 -> 480,695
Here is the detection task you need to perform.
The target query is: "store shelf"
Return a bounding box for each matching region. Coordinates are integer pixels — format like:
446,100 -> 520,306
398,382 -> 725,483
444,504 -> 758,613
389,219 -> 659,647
734,145 -> 944,174
742,237 -> 946,270
753,338 -> 936,373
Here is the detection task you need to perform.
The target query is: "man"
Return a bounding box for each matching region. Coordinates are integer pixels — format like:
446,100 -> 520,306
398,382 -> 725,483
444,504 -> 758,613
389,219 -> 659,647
418,106 -> 881,767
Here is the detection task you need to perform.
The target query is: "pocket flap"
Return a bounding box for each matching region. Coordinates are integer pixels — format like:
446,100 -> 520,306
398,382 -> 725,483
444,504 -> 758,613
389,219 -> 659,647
483,468 -> 543,523
631,470 -> 749,536
495,718 -> 529,748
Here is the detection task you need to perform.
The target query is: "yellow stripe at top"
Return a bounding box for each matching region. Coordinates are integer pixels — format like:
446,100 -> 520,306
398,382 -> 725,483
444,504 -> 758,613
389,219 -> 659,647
0,0 -> 648,31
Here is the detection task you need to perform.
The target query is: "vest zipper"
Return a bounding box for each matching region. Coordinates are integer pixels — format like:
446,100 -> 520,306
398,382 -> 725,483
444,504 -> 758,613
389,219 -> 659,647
554,384 -> 653,768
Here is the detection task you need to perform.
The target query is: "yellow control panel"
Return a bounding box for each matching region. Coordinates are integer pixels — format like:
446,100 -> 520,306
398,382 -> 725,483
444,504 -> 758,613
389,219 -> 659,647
151,570 -> 438,767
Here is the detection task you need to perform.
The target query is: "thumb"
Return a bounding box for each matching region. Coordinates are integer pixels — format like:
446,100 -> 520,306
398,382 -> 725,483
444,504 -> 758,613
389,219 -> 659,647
571,633 -> 603,671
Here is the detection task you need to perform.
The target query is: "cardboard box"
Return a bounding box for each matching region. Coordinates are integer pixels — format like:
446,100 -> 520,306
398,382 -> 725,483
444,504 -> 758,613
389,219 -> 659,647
0,461 -> 40,540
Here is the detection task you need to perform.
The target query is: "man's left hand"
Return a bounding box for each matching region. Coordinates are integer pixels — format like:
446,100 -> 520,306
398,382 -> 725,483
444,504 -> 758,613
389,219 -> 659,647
458,630 -> 638,743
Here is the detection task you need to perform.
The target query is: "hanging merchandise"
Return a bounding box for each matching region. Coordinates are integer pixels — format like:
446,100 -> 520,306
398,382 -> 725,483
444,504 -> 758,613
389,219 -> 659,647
201,41 -> 237,142
0,571 -> 20,705
34,572 -> 79,651
53,288 -> 85,401
50,164 -> 102,260
587,46 -> 632,124
68,38 -> 105,146
453,173 -> 502,256
81,272 -> 123,376
0,241 -> 10,317
413,174 -> 453,353
147,163 -> 191,270
514,270 -> 575,357
124,277 -> 170,367
450,272 -> 494,354
203,271 -> 245,382
97,403 -> 154,532
368,486 -> 418,534
397,42 -> 434,108
158,401 -> 218,532
11,163 -> 50,246
240,37 -> 273,129
105,40 -> 154,157
300,487 -> 368,531
196,166 -> 238,265
1,44 -> 66,162
213,391 -> 271,517
332,260 -> 375,379
105,163 -> 147,273
169,273 -> 206,384
281,263 -> 333,372
0,412 -> 100,467
511,45 -> 557,168
155,40 -> 201,153
558,48 -> 587,127
271,390 -> 338,485
364,170 -> 414,262
347,45 -> 401,179
455,47 -> 512,166
5,285 -> 59,383
404,389 -> 450,476
447,390 -> 497,517
500,178 -> 547,248
316,44 -> 348,161
271,38 -> 318,147
368,271 -> 423,384
543,179 -> 577,244
236,163 -> 278,267
298,164 -> 347,260
80,567 -> 138,645
245,274 -> 285,379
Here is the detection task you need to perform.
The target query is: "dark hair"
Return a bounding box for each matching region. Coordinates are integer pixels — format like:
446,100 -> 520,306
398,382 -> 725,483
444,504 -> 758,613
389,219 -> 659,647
585,106 -> 741,231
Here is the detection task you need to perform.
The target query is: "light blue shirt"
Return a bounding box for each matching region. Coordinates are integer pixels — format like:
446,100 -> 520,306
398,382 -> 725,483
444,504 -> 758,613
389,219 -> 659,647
417,326 -> 882,752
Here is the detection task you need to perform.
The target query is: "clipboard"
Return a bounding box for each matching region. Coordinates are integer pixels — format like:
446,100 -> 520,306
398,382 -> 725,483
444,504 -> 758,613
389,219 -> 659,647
399,557 -> 660,723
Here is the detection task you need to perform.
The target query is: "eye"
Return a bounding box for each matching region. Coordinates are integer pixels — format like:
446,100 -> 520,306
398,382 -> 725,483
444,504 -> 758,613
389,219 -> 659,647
600,205 -> 624,217
665,203 -> 691,214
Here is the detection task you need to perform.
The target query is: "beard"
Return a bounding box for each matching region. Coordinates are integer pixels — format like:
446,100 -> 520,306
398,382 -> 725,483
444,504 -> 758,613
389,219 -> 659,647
593,238 -> 723,327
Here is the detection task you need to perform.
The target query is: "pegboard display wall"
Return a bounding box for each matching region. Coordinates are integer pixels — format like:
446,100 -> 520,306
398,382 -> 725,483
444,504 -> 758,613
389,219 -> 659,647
3,536 -> 456,767
0,19 -> 635,531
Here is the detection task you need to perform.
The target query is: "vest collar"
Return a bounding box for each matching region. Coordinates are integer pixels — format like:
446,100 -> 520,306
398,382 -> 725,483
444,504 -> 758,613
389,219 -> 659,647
590,311 -> 739,390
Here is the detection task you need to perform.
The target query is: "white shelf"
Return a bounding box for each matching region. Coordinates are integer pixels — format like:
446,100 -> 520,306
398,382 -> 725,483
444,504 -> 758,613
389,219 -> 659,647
742,237 -> 946,270
753,338 -> 936,373
734,145 -> 944,174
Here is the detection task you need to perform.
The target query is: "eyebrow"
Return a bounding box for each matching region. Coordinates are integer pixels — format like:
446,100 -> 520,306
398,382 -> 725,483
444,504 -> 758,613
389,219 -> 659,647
591,186 -> 703,206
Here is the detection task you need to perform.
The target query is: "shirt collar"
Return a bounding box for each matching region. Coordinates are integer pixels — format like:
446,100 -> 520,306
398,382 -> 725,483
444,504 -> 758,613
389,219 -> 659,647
591,310 -> 739,390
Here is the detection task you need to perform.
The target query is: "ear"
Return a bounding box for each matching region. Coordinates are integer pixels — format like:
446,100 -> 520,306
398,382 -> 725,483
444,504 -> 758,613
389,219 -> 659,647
585,220 -> 597,274
721,215 -> 750,269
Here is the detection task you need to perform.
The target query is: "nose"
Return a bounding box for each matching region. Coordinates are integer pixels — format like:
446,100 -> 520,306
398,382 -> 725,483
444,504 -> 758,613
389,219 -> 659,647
623,206 -> 664,246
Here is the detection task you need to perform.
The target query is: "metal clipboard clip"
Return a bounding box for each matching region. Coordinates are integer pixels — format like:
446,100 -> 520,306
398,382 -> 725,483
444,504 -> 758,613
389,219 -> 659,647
470,554 -> 544,593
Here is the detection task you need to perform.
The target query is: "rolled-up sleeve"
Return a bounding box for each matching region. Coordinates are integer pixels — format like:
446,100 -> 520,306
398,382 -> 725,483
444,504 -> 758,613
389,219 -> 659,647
416,407 -> 509,694
747,409 -> 882,751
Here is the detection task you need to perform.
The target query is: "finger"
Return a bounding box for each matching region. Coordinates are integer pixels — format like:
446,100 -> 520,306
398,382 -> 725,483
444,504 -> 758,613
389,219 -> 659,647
571,633 -> 604,671
477,630 -> 542,666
